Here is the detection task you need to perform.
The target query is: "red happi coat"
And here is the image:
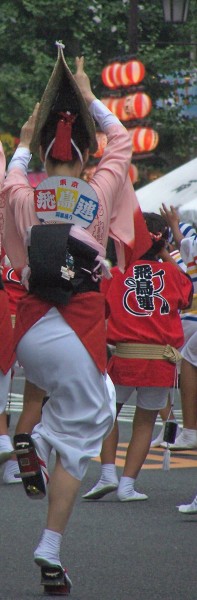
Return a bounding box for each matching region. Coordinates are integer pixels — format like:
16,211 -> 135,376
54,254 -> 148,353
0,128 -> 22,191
102,262 -> 193,387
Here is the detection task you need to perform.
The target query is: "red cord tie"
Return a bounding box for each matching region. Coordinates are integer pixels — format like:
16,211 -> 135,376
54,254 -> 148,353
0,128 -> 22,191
51,112 -> 77,161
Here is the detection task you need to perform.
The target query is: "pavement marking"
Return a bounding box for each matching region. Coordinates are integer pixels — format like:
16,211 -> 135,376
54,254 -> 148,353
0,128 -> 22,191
92,444 -> 197,469
6,394 -> 24,413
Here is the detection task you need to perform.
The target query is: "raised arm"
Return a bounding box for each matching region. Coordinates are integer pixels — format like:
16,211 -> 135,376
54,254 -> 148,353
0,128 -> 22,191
3,105 -> 40,273
160,203 -> 183,249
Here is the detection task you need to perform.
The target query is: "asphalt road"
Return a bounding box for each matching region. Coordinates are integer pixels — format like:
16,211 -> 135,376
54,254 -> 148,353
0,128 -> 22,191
1,374 -> 197,600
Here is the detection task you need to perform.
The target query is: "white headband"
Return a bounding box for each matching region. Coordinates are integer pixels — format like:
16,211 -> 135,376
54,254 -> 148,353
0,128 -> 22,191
44,137 -> 83,169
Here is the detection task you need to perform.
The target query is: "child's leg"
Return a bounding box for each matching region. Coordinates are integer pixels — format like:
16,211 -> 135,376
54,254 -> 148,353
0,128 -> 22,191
123,406 -> 158,479
100,405 -> 121,465
159,395 -> 176,423
180,358 -> 197,429
83,385 -> 134,500
117,387 -> 169,501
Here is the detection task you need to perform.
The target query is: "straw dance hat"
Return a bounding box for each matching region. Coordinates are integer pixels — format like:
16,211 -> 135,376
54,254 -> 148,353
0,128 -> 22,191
30,42 -> 98,155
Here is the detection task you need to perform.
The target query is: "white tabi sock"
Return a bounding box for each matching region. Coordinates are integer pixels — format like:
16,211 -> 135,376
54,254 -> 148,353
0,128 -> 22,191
34,529 -> 62,567
118,476 -> 135,495
117,476 -> 148,501
100,464 -> 119,485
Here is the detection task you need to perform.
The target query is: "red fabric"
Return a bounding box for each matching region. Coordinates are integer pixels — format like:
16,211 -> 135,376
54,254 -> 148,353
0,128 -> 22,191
14,291 -> 107,373
123,205 -> 152,270
102,262 -> 193,387
0,290 -> 15,373
2,266 -> 26,315
51,112 -> 76,162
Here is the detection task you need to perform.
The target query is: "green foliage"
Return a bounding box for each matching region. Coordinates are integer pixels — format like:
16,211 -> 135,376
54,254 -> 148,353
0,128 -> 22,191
0,0 -> 196,173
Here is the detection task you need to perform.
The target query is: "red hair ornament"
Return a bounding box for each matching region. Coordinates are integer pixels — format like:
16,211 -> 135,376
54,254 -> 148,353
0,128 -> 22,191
51,112 -> 76,162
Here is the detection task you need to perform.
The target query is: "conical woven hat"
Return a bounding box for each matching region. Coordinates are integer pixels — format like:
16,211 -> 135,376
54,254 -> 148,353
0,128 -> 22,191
30,44 -> 98,155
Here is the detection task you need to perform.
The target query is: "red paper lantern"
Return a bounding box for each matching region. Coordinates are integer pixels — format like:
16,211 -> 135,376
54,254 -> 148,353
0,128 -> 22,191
124,93 -> 152,119
101,93 -> 152,120
128,127 -> 159,153
101,62 -> 121,89
129,164 -> 139,184
121,60 -> 145,86
101,60 -> 145,89
101,97 -> 120,114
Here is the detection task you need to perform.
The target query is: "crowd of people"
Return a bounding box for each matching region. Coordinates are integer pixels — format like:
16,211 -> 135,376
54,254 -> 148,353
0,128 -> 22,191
0,42 -> 197,594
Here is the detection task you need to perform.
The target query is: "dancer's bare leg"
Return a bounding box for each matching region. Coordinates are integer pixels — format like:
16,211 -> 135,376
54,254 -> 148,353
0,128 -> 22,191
123,406 -> 158,479
180,359 -> 197,429
100,404 -> 122,465
47,456 -> 81,533
159,394 -> 175,422
15,380 -> 44,434
0,411 -> 9,435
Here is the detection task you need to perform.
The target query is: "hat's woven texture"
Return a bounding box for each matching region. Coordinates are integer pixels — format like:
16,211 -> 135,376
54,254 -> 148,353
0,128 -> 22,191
30,47 -> 97,154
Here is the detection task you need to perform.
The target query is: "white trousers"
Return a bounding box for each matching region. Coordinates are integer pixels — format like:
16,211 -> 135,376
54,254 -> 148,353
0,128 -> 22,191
17,308 -> 116,480
0,369 -> 11,414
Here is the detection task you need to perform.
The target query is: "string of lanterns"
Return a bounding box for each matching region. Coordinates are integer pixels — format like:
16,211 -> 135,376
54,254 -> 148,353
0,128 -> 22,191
101,60 -> 146,88
88,58 -> 159,184
93,128 -> 159,158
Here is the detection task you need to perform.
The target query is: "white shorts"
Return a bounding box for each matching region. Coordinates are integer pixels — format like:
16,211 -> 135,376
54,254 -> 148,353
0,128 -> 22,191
0,369 -> 11,414
17,308 -> 116,480
115,385 -> 169,410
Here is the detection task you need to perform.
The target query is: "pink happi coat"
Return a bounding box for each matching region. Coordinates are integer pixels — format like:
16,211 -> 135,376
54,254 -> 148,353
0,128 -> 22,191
3,123 -> 151,372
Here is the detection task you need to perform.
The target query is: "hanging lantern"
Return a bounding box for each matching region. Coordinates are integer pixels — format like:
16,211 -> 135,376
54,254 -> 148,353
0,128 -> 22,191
128,127 -> 159,153
101,97 -> 120,114
101,60 -> 145,89
119,60 -> 146,86
101,62 -> 121,89
101,93 -> 152,121
129,164 -> 139,184
126,93 -> 152,119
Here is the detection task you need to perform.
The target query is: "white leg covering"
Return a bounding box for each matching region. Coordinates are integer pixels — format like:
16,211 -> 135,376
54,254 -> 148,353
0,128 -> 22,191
17,308 -> 115,481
